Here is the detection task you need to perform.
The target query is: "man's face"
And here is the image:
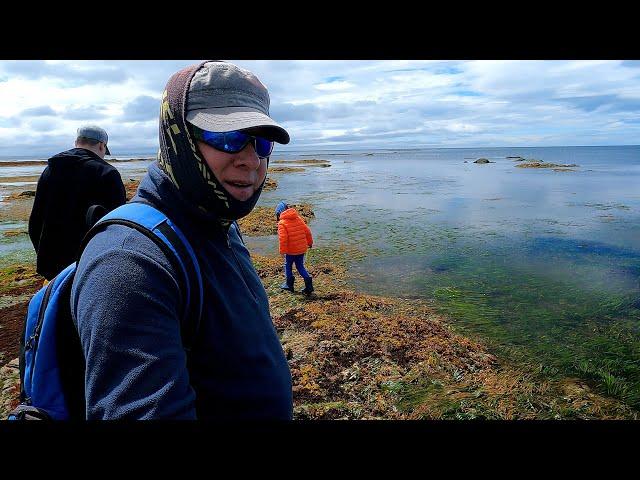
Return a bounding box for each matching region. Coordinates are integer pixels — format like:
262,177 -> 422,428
196,140 -> 268,202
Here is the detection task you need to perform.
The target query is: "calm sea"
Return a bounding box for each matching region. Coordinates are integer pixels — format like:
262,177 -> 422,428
263,145 -> 640,406
2,145 -> 640,405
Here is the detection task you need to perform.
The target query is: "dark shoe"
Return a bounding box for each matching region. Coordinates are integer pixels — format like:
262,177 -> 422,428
280,276 -> 295,292
301,277 -> 314,295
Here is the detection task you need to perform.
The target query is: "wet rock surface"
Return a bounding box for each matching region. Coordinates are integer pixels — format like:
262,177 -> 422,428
238,203 -> 315,237
516,162 -> 578,169
0,358 -> 20,417
268,166 -> 306,173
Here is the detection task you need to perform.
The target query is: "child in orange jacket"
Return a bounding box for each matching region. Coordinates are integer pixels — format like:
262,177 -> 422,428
275,201 -> 314,295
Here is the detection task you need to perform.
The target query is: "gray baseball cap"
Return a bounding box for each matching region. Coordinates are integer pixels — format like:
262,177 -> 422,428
77,125 -> 111,155
186,61 -> 290,144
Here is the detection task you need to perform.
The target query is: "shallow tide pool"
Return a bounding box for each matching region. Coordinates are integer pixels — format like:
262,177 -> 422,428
258,146 -> 640,407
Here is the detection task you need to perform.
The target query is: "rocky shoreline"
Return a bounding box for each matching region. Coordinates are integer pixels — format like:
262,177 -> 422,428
0,158 -> 636,419
463,156 -> 580,172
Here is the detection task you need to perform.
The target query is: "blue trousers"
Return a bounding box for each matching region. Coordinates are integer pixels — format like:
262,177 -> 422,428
284,254 -> 311,281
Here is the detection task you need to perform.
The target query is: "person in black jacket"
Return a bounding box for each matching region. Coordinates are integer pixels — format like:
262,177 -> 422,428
28,125 -> 126,280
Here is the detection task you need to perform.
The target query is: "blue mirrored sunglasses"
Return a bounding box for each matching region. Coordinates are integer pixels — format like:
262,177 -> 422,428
200,129 -> 274,158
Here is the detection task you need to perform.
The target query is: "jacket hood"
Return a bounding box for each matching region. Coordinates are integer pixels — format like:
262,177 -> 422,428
279,208 -> 298,221
48,148 -> 103,166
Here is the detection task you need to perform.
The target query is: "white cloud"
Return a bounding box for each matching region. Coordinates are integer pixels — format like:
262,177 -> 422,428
445,122 -> 482,133
318,129 -> 349,138
314,81 -> 355,91
0,60 -> 638,155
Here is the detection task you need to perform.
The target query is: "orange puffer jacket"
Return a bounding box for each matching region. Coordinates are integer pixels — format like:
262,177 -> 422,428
278,208 -> 313,255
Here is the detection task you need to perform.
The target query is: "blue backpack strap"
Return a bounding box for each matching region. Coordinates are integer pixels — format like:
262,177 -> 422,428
79,201 -> 203,350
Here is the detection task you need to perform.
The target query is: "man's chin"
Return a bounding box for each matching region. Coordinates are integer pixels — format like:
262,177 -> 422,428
224,183 -> 257,202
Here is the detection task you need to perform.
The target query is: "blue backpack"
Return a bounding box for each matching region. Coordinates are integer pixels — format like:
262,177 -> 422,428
7,201 -> 203,420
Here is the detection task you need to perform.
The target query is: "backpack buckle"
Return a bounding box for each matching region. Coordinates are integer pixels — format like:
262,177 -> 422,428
25,333 -> 39,351
6,404 -> 53,421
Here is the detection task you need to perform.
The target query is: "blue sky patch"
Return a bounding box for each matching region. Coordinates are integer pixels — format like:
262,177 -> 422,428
455,90 -> 482,97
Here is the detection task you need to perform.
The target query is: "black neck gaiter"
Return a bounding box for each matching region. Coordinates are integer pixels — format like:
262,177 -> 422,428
157,61 -> 266,228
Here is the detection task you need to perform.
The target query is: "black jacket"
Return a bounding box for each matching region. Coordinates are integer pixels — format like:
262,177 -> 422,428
28,148 -> 126,280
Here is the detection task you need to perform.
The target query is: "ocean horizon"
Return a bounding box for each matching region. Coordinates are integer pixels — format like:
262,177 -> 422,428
1,144 -> 640,162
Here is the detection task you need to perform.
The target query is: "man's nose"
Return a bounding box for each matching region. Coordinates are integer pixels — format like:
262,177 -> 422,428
234,142 -> 261,169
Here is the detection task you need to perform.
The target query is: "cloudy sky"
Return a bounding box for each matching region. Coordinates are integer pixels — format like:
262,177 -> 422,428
0,60 -> 638,157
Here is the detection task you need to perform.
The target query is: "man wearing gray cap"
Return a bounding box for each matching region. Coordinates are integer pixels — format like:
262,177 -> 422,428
28,125 -> 126,280
71,61 -> 293,419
